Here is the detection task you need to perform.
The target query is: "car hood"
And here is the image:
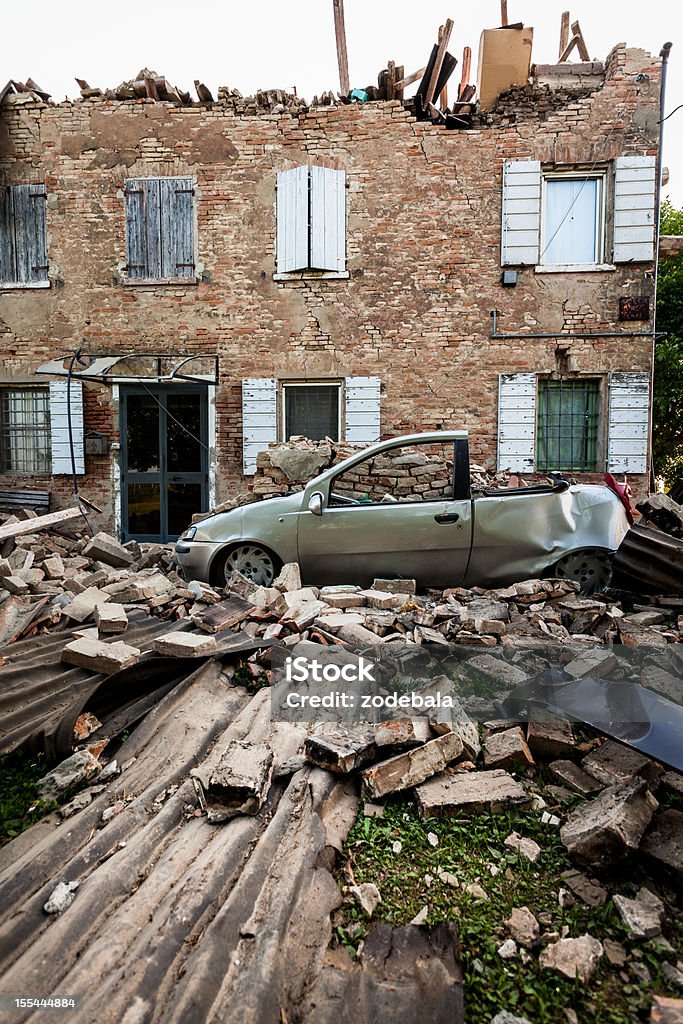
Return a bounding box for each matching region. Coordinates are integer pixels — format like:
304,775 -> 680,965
188,490 -> 307,542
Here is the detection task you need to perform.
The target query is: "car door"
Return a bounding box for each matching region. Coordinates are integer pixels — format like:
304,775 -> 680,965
296,439 -> 473,587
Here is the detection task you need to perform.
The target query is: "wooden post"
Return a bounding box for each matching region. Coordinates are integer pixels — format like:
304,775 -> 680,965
559,11 -> 570,59
500,0 -> 508,26
571,20 -> 590,60
437,27 -> 448,110
425,18 -> 454,107
387,60 -> 396,102
458,46 -> 471,99
332,0 -> 350,96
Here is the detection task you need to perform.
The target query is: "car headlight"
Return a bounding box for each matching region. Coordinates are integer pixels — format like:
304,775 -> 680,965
182,526 -> 198,541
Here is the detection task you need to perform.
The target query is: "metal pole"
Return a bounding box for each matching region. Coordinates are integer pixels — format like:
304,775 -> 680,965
649,42 -> 673,489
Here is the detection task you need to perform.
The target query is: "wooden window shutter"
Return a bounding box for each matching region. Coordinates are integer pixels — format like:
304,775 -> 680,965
49,380 -> 85,475
0,184 -> 48,284
310,166 -> 346,272
162,177 -> 195,278
498,373 -> 537,471
613,156 -> 656,263
276,167 -> 309,273
242,378 -> 277,474
501,160 -> 541,266
607,371 -> 649,474
125,179 -> 150,278
344,377 -> 380,444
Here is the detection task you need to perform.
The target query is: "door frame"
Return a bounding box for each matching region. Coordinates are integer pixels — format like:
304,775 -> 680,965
119,383 -> 210,542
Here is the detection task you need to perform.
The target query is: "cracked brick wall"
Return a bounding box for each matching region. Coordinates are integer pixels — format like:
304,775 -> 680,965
0,43 -> 661,528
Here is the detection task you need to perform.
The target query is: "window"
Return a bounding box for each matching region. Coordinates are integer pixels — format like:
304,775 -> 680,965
124,177 -> 195,281
282,383 -> 341,441
0,389 -> 51,473
276,166 -> 346,275
541,175 -> 604,266
0,184 -> 48,286
330,441 -> 455,506
536,379 -> 600,472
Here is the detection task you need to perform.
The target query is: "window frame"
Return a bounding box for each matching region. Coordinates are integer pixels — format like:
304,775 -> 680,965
539,171 -> 606,269
0,386 -> 52,475
123,176 -> 198,286
280,381 -> 343,443
536,376 -> 603,474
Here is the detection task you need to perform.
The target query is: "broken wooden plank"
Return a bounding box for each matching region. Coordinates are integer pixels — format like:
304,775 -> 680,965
571,20 -> 590,60
437,27 -> 449,110
425,19 -> 454,107
559,11 -> 570,58
395,67 -> 427,90
0,506 -> 85,543
333,0 -> 350,96
458,46 -> 472,99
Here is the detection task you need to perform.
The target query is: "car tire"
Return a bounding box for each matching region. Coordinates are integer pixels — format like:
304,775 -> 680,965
550,548 -> 613,595
211,543 -> 281,588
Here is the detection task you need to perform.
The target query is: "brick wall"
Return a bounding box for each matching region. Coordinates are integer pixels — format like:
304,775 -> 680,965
0,44 -> 661,530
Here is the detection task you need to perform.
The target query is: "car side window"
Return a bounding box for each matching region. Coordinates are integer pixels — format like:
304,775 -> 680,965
329,442 -> 455,506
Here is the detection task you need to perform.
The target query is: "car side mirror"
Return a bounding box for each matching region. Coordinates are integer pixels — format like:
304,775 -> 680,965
308,491 -> 324,516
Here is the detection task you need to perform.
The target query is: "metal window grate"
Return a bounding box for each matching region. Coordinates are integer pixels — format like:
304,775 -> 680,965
284,385 -> 340,442
537,379 -> 600,472
0,389 -> 51,473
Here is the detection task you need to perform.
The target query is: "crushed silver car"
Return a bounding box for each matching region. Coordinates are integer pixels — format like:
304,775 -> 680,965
175,432 -> 633,594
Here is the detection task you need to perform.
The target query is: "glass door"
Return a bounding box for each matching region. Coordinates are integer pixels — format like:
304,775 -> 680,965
120,386 -> 208,542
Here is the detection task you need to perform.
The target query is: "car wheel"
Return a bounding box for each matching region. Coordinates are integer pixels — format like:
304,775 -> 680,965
215,544 -> 280,587
551,548 -> 613,595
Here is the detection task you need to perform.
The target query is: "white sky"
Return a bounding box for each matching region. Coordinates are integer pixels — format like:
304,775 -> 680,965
7,0 -> 682,204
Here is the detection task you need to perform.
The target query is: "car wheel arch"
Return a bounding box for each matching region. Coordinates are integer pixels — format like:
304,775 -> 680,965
208,540 -> 284,588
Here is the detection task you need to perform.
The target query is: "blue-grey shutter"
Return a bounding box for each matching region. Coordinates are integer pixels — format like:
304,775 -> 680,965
0,184 -> 48,284
501,160 -> 541,266
49,380 -> 85,475
498,373 -> 537,471
613,156 -> 656,263
242,378 -> 278,474
345,377 -> 380,444
276,167 -> 309,272
607,372 -> 649,474
161,177 -> 195,278
125,179 -> 149,278
310,166 -> 346,272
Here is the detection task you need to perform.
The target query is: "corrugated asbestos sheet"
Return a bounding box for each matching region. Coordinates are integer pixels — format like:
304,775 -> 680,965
0,615 -> 271,760
613,524 -> 683,595
0,661 -> 463,1024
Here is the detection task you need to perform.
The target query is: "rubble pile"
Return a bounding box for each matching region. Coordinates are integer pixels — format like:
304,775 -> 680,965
248,438 -> 513,500
0,511 -> 201,648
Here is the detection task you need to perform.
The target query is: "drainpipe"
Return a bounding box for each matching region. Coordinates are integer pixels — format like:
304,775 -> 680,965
650,42 -> 673,491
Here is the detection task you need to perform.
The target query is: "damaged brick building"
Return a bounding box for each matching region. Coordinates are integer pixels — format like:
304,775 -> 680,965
0,37 -> 662,542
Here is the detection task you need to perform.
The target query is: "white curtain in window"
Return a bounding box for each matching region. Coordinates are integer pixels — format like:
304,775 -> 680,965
543,179 -> 598,265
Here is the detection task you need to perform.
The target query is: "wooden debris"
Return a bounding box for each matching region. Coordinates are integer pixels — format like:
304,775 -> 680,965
0,506 -> 84,542
332,0 -> 350,96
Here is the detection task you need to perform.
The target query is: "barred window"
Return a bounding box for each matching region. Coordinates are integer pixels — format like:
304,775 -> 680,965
537,379 -> 600,473
0,389 -> 51,473
282,384 -> 340,441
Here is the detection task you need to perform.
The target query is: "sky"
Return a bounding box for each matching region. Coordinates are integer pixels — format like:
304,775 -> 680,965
6,0 -> 682,204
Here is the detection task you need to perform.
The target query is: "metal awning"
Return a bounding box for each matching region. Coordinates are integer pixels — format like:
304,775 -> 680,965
36,353 -> 218,385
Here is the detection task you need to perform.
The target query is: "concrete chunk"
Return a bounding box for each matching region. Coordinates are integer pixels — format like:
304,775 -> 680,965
63,587 -> 111,623
61,637 -> 141,674
83,532 -> 134,568
272,562 -> 302,593
373,578 -> 417,595
483,727 -> 534,771
526,717 -> 576,760
506,906 -> 539,946
191,740 -> 274,822
1,575 -> 29,595
305,726 -> 377,774
560,777 -> 658,866
640,809 -> 683,882
564,647 -> 618,679
613,886 -> 665,938
42,555 -> 65,580
468,654 -> 528,688
154,631 -> 218,657
549,760 -> 603,796
37,750 -> 100,800
504,831 -> 541,863
94,602 -> 128,634
43,881 -> 79,915
582,739 -> 662,788
361,732 -> 464,799
539,935 -> 603,983
415,768 -> 531,818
